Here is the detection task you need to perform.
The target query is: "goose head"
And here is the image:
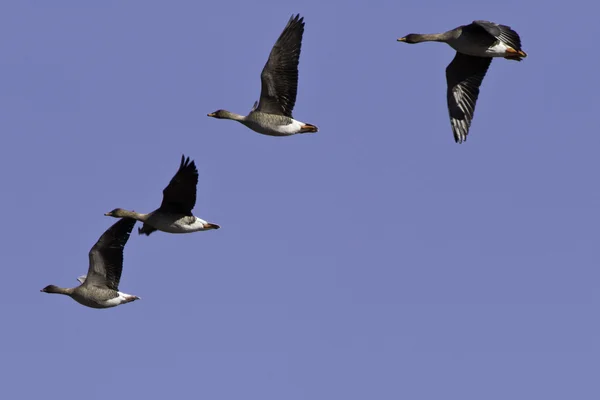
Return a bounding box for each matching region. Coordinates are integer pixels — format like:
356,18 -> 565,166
104,208 -> 130,218
207,110 -> 231,119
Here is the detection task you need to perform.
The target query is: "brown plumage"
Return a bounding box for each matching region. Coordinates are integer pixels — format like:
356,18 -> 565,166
398,20 -> 527,143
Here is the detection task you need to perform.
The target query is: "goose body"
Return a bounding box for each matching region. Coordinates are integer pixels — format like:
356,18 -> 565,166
71,288 -> 139,309
143,214 -> 213,234
242,112 -> 314,137
41,218 -> 140,309
208,14 -> 318,136
398,20 -> 527,143
446,33 -> 508,57
105,155 -> 220,236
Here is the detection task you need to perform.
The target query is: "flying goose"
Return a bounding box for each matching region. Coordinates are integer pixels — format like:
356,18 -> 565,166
397,20 -> 527,143
41,218 -> 140,309
208,14 -> 318,136
105,155 -> 220,235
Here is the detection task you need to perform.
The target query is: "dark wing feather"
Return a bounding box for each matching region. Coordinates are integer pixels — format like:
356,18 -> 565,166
445,53 -> 492,143
472,20 -> 524,52
85,218 -> 136,291
160,155 -> 198,215
256,14 -> 305,117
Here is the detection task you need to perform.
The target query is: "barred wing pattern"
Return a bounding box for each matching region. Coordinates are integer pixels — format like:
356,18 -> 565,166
445,53 -> 492,143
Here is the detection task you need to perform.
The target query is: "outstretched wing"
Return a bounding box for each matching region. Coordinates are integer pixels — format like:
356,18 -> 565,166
445,52 -> 492,143
256,14 -> 305,117
160,155 -> 199,215
85,218 -> 136,291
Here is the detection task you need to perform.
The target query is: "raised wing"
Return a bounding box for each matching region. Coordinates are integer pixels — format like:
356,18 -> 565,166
160,155 -> 199,215
256,14 -> 305,117
472,20 -> 524,52
85,217 -> 136,291
445,53 -> 492,143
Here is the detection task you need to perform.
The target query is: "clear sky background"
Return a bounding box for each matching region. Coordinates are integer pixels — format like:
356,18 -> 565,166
0,1 -> 597,399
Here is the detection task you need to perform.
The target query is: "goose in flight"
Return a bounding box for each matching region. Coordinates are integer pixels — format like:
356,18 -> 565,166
208,14 -> 318,136
398,20 -> 527,143
41,218 -> 140,309
105,155 -> 220,235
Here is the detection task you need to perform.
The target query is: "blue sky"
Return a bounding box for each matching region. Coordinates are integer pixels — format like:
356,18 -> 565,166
0,0 -> 597,399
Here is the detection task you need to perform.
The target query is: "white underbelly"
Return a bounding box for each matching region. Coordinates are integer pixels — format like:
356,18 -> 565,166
150,216 -> 207,233
243,119 -> 303,136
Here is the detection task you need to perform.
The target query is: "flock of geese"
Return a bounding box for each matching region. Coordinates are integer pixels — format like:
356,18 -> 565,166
41,14 -> 527,308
